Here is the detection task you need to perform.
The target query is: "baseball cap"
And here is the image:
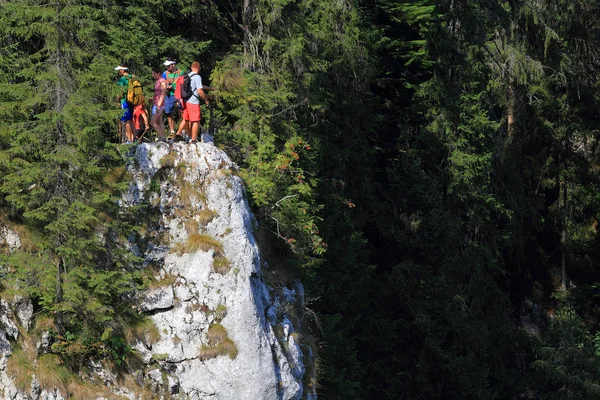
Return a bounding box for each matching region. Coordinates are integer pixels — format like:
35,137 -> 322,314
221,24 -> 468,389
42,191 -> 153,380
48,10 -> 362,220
114,65 -> 128,70
163,59 -> 176,66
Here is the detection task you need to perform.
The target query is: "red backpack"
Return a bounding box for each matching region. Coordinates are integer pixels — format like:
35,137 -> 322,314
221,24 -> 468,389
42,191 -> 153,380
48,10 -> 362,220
174,74 -> 186,100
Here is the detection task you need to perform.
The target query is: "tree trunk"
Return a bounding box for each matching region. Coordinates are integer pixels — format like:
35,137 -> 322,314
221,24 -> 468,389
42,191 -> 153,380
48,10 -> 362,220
56,0 -> 67,142
561,177 -> 567,291
55,256 -> 65,333
242,0 -> 251,69
507,81 -> 515,140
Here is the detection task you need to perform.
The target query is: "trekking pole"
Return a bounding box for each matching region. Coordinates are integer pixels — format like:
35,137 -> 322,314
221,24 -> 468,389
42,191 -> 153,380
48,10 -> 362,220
137,126 -> 150,143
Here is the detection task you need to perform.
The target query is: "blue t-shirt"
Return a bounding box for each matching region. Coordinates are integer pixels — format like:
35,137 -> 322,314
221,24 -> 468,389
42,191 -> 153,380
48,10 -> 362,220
186,73 -> 203,105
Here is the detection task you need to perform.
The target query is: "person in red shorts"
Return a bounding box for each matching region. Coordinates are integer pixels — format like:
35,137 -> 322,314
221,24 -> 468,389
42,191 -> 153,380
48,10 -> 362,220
177,62 -> 209,144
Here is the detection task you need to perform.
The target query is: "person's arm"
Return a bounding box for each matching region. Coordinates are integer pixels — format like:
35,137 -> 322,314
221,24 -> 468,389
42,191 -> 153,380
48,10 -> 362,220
196,87 -> 209,105
195,76 -> 209,105
158,81 -> 167,107
141,109 -> 149,129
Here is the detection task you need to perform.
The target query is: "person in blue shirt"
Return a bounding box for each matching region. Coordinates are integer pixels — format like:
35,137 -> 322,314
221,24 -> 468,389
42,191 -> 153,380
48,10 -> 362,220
162,59 -> 183,139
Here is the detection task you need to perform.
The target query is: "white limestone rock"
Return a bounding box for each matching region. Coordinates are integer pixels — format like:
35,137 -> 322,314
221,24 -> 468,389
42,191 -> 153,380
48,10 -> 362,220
124,142 -> 307,399
0,226 -> 21,253
12,297 -> 33,331
0,300 -> 18,340
0,141 -> 312,400
140,285 -> 175,312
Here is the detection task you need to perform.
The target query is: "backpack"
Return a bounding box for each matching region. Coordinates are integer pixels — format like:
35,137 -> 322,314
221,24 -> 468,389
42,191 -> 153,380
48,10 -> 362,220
126,75 -> 145,106
177,72 -> 197,101
173,74 -> 185,100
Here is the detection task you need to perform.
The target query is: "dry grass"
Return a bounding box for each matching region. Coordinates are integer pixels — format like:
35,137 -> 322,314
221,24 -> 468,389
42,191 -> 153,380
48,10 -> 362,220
173,208 -> 192,220
148,274 -> 177,291
6,223 -> 37,253
198,189 -> 208,204
37,354 -> 106,398
212,255 -> 231,274
103,166 -> 130,185
207,324 -> 228,345
6,346 -> 33,391
198,324 -> 238,361
198,338 -> 238,361
197,344 -> 221,361
160,151 -> 178,169
172,233 -> 223,256
33,315 -> 57,333
179,180 -> 196,208
119,374 -> 154,399
124,317 -> 161,346
184,219 -> 199,235
214,304 -> 227,321
198,208 -> 218,226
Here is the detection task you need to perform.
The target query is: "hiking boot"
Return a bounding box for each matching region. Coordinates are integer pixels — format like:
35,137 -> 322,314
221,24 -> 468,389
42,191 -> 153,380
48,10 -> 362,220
167,131 -> 176,141
189,140 -> 198,145
157,137 -> 166,143
174,135 -> 185,143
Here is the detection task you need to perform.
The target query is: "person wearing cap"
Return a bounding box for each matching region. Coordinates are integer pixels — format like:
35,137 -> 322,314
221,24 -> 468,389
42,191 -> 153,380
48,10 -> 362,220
115,63 -> 135,143
177,61 -> 209,144
162,59 -> 182,138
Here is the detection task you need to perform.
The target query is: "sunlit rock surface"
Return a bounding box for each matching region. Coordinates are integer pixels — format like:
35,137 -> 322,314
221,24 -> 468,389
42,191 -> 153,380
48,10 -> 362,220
0,140 -> 311,400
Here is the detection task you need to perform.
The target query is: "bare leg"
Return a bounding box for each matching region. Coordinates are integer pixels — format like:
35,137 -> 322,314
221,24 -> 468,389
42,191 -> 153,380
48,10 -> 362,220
141,112 -> 149,130
151,112 -> 165,139
124,121 -> 134,142
176,119 -> 188,136
168,115 -> 175,133
191,121 -> 199,142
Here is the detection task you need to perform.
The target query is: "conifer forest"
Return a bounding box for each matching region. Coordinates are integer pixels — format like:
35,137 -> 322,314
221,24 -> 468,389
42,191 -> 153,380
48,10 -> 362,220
3,0 -> 600,398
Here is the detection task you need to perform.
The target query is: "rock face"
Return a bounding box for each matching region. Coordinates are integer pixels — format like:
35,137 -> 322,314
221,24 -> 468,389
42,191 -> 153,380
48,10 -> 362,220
0,141 -> 313,400
122,141 -> 307,400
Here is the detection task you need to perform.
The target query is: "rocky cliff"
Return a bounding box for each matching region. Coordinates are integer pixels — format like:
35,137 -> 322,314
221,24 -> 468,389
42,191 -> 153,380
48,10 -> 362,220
0,140 -> 316,400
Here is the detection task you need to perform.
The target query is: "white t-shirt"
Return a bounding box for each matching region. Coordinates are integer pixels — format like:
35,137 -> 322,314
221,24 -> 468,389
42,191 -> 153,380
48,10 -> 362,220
187,73 -> 203,105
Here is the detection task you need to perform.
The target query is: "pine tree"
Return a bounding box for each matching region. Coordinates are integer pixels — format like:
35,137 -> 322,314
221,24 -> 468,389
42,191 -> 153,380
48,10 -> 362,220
0,0 -> 144,363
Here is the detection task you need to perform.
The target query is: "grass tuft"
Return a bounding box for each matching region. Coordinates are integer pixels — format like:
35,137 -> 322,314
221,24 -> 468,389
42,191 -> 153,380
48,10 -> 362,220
103,166 -> 129,185
198,338 -> 238,361
172,233 -> 223,255
212,255 -> 232,274
198,324 -> 238,361
160,151 -> 178,169
207,324 -> 228,345
184,219 -> 199,235
179,180 -> 196,208
198,208 -> 218,226
6,346 -> 33,391
124,317 -> 161,346
36,354 -> 76,395
148,274 -> 177,291
214,304 -> 227,321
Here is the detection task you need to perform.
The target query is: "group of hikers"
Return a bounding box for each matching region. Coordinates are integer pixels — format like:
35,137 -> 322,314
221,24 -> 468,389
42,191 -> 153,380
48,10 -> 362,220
115,58 -> 210,144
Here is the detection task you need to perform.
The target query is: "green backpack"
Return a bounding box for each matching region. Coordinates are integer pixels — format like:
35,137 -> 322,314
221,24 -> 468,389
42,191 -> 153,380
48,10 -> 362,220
126,75 -> 144,106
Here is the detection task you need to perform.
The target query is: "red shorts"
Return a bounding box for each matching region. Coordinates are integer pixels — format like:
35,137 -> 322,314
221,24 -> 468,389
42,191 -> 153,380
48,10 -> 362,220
182,102 -> 201,122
